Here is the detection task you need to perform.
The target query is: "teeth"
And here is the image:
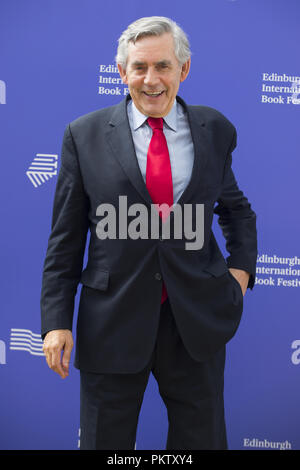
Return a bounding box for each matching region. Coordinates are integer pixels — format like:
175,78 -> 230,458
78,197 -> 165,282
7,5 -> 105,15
145,91 -> 163,96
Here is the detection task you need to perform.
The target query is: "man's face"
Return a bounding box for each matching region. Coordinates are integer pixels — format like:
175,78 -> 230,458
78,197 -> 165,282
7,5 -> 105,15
118,33 -> 190,117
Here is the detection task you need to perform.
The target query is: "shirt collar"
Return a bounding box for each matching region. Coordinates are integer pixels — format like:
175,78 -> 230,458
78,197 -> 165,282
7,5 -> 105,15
130,99 -> 177,132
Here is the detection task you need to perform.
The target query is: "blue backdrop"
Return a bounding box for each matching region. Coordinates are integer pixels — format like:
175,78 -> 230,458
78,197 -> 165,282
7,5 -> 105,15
1,0 -> 299,450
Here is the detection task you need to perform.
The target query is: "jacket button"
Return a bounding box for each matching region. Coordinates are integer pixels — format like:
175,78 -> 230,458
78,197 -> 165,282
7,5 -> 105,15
155,273 -> 162,281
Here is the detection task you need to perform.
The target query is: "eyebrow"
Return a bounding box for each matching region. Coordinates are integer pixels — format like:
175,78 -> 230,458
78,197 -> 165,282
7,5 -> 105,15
131,60 -> 172,67
131,61 -> 146,67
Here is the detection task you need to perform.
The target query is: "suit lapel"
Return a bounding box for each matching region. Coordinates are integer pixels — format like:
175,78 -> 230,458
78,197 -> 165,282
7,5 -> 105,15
105,96 -> 153,206
176,96 -> 210,205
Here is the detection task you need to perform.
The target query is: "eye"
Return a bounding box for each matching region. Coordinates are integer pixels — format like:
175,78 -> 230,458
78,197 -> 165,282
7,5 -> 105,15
156,63 -> 170,71
134,65 -> 146,72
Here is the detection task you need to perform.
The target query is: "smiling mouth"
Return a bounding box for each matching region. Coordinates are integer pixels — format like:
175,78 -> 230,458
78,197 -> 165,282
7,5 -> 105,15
143,91 -> 164,98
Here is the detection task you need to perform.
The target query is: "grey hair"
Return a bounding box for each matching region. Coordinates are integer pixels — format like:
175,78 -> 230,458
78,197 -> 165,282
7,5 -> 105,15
116,16 -> 191,68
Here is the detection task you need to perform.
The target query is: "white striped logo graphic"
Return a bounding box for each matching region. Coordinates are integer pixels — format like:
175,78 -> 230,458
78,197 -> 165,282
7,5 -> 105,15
10,329 -> 44,356
0,79 -> 6,104
26,153 -> 58,188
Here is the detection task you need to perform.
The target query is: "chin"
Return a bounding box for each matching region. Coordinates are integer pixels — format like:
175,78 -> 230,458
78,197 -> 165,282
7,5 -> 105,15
142,104 -> 168,117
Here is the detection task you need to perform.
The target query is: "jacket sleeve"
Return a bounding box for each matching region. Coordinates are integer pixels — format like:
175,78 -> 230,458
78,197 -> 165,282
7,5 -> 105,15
40,124 -> 89,338
214,127 -> 258,289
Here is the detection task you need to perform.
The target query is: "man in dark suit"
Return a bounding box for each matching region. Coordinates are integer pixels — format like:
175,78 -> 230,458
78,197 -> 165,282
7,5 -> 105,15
41,16 -> 257,450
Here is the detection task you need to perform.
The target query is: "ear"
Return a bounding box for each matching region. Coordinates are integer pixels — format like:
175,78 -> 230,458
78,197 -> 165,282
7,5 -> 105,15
117,64 -> 128,84
180,58 -> 191,83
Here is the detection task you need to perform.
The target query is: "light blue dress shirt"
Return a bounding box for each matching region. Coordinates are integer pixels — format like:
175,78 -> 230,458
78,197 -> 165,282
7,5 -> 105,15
127,99 -> 194,203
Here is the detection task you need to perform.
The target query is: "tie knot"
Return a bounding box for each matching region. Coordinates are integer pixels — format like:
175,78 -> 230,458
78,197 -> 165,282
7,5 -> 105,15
147,117 -> 164,131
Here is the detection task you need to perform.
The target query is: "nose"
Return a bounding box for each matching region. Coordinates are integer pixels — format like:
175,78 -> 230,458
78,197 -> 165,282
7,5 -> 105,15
144,67 -> 160,88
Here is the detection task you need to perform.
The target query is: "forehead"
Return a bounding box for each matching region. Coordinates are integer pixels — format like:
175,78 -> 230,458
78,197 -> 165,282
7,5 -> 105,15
127,32 -> 178,64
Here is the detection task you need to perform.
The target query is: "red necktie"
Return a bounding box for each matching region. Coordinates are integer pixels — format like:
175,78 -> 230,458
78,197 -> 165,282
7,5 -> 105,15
146,117 -> 173,303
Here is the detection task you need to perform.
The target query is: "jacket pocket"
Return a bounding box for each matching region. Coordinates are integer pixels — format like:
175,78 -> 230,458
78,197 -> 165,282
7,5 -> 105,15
228,269 -> 244,298
80,266 -> 109,291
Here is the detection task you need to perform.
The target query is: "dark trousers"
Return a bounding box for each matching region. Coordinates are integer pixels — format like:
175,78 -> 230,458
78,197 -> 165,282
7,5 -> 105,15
80,298 -> 227,450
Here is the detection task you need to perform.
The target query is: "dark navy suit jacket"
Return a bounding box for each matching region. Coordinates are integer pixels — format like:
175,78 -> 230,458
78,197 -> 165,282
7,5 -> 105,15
40,95 -> 257,373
